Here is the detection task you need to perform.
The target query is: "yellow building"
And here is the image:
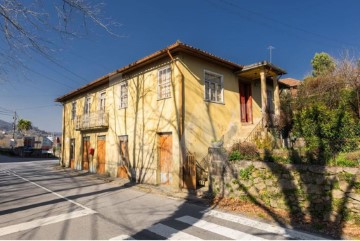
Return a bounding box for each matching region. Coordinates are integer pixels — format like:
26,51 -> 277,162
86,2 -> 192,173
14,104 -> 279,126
55,41 -> 286,190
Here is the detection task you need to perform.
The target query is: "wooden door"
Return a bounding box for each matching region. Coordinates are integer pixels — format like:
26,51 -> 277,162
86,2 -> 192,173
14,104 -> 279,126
82,136 -> 90,170
70,139 -> 75,169
183,152 -> 196,190
97,136 -> 106,174
118,136 -> 129,178
158,133 -> 172,185
239,83 -> 252,123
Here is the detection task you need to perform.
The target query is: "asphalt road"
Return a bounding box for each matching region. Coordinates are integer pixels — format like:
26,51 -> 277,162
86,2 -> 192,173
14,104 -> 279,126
0,155 -> 327,240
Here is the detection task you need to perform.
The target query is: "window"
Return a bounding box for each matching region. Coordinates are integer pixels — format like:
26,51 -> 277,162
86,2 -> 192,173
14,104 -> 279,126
84,96 -> 91,115
99,92 -> 106,111
120,81 -> 128,108
158,66 -> 171,99
204,70 -> 223,103
71,101 -> 76,120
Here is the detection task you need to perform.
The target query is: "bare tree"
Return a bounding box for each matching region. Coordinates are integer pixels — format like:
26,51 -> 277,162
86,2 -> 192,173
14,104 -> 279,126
0,0 -> 119,79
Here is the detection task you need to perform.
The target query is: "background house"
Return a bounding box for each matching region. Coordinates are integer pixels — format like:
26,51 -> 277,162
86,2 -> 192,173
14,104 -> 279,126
279,78 -> 301,96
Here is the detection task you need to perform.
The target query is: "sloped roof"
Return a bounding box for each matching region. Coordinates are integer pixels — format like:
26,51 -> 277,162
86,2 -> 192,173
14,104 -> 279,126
55,41 -> 243,102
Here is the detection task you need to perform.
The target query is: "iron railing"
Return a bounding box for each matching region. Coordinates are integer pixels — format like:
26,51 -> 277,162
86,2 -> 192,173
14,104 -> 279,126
75,111 -> 109,130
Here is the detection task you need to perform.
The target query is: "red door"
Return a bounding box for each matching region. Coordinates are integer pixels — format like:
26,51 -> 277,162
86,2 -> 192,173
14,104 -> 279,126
158,133 -> 172,185
70,139 -> 75,169
82,137 -> 90,170
239,83 -> 252,123
97,136 -> 106,174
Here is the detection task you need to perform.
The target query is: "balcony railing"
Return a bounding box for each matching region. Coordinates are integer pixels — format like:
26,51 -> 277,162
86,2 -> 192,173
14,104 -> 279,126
75,111 -> 109,131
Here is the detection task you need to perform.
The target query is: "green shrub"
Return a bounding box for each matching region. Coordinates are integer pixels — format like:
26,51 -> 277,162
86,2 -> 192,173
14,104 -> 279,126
229,142 -> 259,161
330,153 -> 359,167
229,150 -> 241,161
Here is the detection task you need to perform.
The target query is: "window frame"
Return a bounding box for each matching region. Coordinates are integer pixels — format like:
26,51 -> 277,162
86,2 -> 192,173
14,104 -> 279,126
157,65 -> 172,100
119,81 -> 128,109
99,91 -> 106,112
204,70 -> 224,104
84,96 -> 91,115
71,101 -> 76,120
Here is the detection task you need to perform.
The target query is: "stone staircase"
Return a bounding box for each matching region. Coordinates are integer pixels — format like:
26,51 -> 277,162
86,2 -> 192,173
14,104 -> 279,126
239,118 -> 265,143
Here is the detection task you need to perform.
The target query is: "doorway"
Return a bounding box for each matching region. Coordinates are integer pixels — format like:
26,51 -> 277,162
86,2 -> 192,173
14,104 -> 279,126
70,138 -> 75,169
158,133 -> 172,185
97,135 -> 106,174
239,83 -> 252,123
82,136 -> 90,170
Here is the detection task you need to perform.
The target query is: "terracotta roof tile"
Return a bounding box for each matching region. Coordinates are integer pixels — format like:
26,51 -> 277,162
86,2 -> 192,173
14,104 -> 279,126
279,78 -> 302,87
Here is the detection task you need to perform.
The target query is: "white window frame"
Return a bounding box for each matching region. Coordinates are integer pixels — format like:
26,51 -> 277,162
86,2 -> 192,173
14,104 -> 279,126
119,81 -> 128,109
204,70 -> 224,103
84,96 -> 91,115
71,101 -> 76,120
99,91 -> 106,112
157,66 -> 172,100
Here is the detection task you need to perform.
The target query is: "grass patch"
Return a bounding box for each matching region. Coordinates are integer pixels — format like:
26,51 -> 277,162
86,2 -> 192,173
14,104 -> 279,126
239,165 -> 254,180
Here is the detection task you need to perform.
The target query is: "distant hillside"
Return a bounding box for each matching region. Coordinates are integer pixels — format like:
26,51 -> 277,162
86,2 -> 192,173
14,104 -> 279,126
0,119 -> 12,131
0,119 -> 58,136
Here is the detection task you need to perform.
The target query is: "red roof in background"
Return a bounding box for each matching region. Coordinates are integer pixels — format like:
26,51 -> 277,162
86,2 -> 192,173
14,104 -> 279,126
279,78 -> 302,87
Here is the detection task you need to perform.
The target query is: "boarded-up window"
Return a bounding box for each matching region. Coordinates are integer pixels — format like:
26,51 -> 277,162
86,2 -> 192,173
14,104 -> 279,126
119,135 -> 129,165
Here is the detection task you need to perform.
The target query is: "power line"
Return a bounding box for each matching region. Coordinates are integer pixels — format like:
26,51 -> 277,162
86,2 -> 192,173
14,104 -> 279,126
208,0 -> 360,48
15,104 -> 61,111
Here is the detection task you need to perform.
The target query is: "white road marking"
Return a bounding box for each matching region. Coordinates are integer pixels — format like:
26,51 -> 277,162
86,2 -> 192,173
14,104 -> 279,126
148,223 -> 201,240
109,234 -> 134,240
202,209 -> 326,240
0,209 -> 95,237
8,170 -> 95,212
176,215 -> 265,240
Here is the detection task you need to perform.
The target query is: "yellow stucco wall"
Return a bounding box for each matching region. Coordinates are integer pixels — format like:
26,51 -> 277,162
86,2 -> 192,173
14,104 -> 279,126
62,58 -> 182,188
177,53 -> 265,161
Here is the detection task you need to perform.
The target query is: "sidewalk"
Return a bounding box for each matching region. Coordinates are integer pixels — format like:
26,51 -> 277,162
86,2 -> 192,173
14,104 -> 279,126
54,165 -> 211,205
53,165 -> 339,240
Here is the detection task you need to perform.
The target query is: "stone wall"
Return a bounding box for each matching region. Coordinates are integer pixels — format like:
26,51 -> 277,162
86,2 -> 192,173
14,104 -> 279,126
209,148 -> 360,222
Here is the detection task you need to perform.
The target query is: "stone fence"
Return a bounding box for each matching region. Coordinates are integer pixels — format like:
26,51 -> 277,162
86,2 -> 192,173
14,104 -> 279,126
208,148 -> 360,223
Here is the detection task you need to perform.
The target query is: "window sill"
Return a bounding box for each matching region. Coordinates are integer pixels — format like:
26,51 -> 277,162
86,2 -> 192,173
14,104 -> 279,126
157,96 -> 172,101
204,100 -> 225,105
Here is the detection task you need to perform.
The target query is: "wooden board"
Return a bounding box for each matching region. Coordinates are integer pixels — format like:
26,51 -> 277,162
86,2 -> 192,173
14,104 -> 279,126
82,137 -> 90,170
158,133 -> 172,185
97,136 -> 106,174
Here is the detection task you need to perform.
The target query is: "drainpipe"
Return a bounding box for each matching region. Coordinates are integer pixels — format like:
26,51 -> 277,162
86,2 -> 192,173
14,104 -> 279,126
166,49 -> 185,188
61,103 -> 66,167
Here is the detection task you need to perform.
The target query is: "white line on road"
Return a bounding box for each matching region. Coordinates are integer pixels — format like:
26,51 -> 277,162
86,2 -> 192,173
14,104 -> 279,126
0,209 -> 95,237
8,170 -> 95,213
202,209 -> 326,240
176,215 -> 265,240
109,234 -> 134,240
148,223 -> 202,240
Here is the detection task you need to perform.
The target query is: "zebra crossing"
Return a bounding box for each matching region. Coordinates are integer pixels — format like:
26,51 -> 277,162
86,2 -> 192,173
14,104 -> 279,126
110,209 -> 326,240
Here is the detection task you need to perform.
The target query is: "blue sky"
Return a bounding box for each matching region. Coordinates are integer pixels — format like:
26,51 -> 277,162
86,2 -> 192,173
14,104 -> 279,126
1,0 -> 360,132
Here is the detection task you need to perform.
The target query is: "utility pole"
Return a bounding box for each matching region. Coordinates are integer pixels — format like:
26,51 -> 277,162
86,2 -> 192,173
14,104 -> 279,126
268,46 -> 275,63
13,111 -> 17,139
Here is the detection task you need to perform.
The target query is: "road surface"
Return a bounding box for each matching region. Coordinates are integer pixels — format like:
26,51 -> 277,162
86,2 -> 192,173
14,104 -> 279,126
0,155 -> 327,240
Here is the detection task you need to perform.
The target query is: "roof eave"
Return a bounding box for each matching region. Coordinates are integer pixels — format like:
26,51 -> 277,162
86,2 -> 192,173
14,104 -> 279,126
55,41 -> 244,102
